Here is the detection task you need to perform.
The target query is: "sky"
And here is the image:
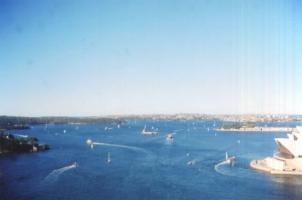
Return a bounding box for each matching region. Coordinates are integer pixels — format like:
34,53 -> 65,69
0,0 -> 301,116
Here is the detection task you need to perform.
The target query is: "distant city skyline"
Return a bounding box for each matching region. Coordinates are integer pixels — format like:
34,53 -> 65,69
0,0 -> 301,116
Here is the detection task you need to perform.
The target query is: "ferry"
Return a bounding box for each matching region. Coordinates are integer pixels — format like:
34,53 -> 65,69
141,125 -> 158,135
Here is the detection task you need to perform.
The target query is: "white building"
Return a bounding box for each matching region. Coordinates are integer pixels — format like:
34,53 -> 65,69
251,126 -> 302,175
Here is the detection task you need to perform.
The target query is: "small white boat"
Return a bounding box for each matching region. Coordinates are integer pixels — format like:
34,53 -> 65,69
166,133 -> 173,140
72,162 -> 78,168
187,159 -> 197,166
87,139 -> 94,149
105,127 -> 113,131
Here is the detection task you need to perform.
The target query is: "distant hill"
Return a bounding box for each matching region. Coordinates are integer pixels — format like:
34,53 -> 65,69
0,116 -> 124,131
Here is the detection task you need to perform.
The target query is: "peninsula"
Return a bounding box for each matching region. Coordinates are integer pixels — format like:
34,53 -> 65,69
0,131 -> 49,154
215,121 -> 295,133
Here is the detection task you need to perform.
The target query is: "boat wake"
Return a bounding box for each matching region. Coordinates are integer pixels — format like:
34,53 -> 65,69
214,160 -> 264,181
173,129 -> 184,133
214,160 -> 231,176
43,162 -> 78,184
88,140 -> 156,161
92,142 -> 148,154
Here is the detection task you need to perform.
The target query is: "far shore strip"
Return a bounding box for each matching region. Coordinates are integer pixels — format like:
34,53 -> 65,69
216,127 -> 294,132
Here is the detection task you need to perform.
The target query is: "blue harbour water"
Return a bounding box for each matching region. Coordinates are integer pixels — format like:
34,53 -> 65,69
1,120 -> 302,200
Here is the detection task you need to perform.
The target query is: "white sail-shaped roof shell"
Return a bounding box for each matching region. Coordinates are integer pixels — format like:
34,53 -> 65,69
275,126 -> 302,158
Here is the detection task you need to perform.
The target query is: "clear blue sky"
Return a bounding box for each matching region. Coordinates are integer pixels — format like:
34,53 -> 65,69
0,0 -> 301,116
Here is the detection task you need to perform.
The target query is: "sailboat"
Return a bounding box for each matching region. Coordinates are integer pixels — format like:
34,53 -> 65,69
107,152 -> 111,164
225,152 -> 235,166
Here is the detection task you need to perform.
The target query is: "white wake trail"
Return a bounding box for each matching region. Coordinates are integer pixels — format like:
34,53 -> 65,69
91,142 -> 155,158
173,129 -> 184,133
214,160 -> 230,175
214,161 -> 229,171
89,141 -> 156,162
214,160 -> 264,181
92,142 -> 145,152
43,162 -> 78,184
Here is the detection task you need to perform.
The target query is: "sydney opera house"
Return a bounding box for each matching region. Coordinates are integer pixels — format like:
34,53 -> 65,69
251,127 -> 302,175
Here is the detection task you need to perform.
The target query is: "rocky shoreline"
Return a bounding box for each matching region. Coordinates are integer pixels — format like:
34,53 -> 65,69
0,131 -> 49,154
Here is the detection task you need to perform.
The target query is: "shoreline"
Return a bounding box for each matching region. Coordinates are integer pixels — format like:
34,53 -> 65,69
216,126 -> 293,132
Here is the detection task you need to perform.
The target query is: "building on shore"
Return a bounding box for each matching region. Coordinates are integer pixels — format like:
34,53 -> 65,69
250,126 -> 302,175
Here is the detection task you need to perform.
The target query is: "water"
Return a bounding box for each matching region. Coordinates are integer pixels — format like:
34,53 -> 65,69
1,119 -> 302,200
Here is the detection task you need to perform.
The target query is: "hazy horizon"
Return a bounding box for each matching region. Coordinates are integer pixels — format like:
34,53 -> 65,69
1,0 -> 301,116
1,112 -> 302,118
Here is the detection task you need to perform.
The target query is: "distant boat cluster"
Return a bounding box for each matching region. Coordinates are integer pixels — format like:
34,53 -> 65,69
86,125 -> 238,171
